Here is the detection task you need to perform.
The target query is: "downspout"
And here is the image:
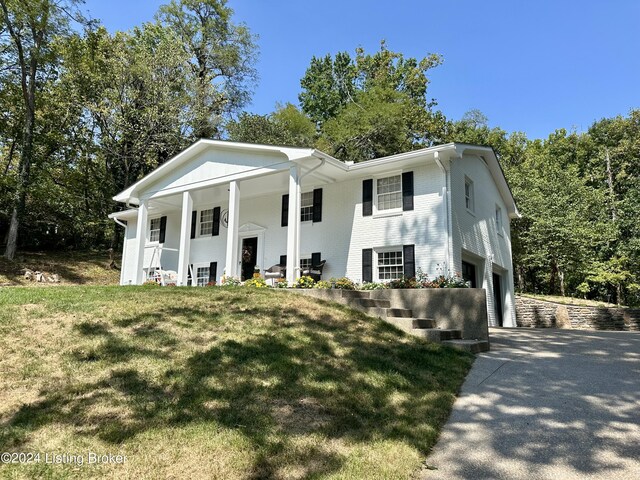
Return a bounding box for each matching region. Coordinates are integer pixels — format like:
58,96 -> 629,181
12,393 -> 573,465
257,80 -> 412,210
434,152 -> 452,274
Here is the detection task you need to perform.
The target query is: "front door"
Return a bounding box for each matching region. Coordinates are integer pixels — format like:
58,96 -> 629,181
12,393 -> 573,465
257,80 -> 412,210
241,237 -> 258,281
492,272 -> 503,327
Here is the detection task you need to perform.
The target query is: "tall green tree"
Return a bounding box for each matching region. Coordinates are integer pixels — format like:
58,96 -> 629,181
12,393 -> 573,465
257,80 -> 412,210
0,0 -> 83,259
299,42 -> 446,160
157,0 -> 258,139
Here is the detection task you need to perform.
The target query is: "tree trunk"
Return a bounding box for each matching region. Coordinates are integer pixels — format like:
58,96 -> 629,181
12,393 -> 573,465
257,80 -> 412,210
4,106 -> 34,260
558,268 -> 565,297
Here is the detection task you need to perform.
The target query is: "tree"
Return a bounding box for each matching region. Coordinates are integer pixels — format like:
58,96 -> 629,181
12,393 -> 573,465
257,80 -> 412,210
227,103 -> 316,147
157,0 -> 257,139
0,0 -> 85,259
299,42 -> 446,160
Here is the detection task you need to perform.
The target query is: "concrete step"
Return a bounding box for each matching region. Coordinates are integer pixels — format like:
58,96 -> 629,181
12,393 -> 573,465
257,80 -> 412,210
341,290 -> 371,299
437,329 -> 462,340
410,328 -> 446,342
385,308 -> 414,318
358,298 -> 391,308
442,339 -> 490,353
413,318 -> 436,329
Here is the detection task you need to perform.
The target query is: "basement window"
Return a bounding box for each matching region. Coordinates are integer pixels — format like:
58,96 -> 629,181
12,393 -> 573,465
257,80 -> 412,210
377,249 -> 403,281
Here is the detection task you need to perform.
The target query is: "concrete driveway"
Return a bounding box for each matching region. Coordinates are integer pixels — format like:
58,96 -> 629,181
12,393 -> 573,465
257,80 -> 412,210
421,328 -> 640,479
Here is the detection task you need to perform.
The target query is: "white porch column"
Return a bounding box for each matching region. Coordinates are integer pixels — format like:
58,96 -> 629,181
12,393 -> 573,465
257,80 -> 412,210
177,191 -> 193,286
225,180 -> 240,278
286,165 -> 301,284
134,200 -> 148,285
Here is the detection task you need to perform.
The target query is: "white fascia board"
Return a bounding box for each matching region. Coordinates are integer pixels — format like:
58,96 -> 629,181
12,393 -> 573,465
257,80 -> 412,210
108,209 -> 138,220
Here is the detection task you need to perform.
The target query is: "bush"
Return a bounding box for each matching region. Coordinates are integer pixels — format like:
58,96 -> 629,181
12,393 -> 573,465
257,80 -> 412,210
221,276 -> 241,286
314,280 -> 332,289
274,279 -> 289,289
388,276 -> 418,289
244,276 -> 267,288
142,280 -> 160,287
360,281 -> 387,290
331,277 -> 356,290
294,276 -> 315,289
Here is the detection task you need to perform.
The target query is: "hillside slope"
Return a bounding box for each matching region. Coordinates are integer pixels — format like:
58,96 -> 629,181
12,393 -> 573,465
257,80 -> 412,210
0,286 -> 473,479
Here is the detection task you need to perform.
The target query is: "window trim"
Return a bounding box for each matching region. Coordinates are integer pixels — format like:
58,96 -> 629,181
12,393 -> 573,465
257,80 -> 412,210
149,217 -> 162,244
495,204 -> 504,236
193,263 -> 210,287
300,191 -> 314,223
373,171 -> 404,217
199,208 -> 214,237
375,247 -> 404,281
464,176 -> 475,214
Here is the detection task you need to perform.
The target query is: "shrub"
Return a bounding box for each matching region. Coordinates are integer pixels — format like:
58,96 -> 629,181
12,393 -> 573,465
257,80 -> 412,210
142,280 -> 160,287
388,276 -> 418,289
221,276 -> 241,286
295,276 -> 315,289
331,277 -> 356,290
360,281 -> 387,290
314,280 -> 332,289
274,279 -> 289,289
244,276 -> 267,288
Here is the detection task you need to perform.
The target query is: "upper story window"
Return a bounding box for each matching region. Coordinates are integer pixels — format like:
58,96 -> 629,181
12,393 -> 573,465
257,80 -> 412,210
495,205 -> 503,233
465,177 -> 475,212
377,249 -> 403,280
377,174 -> 402,211
200,209 -> 214,236
300,192 -> 314,222
149,218 -> 161,242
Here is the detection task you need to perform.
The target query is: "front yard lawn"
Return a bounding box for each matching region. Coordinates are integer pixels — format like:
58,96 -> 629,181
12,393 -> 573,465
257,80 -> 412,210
0,286 -> 473,479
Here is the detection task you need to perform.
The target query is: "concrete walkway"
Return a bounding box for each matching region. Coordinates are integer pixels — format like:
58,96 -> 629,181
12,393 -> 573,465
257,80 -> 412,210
421,328 -> 640,479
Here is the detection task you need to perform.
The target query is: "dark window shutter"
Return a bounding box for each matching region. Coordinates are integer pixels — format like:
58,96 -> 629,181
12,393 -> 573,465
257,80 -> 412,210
279,255 -> 287,266
311,252 -> 321,266
190,211 -> 197,239
158,216 -> 167,243
362,179 -> 373,216
212,206 -> 221,236
312,188 -> 323,222
281,194 -> 289,227
209,262 -> 217,283
402,171 -> 414,211
403,244 -> 415,279
362,248 -> 373,283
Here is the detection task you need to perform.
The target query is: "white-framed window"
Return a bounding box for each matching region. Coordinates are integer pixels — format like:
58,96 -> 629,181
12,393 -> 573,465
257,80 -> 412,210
377,249 -> 404,281
495,205 -> 503,233
195,266 -> 210,287
465,177 -> 475,212
200,209 -> 213,236
300,257 -> 312,272
376,174 -> 402,211
300,192 -> 314,222
149,217 -> 161,243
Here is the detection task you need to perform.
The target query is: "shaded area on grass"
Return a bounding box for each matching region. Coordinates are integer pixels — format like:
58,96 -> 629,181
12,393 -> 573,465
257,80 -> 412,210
0,287 -> 473,479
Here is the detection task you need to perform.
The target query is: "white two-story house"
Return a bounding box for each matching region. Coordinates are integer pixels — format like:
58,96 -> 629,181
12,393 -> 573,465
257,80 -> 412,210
109,140 -> 520,327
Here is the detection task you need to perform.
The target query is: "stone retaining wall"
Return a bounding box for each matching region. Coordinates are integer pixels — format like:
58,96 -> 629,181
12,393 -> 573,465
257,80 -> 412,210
515,295 -> 640,331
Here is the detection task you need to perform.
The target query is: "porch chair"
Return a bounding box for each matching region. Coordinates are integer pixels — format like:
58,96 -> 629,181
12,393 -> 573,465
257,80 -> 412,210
303,260 -> 326,282
264,264 -> 286,286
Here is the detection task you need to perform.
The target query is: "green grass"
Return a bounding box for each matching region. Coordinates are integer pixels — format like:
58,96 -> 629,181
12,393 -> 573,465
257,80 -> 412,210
0,286 -> 473,479
518,292 -> 624,308
0,251 -> 121,287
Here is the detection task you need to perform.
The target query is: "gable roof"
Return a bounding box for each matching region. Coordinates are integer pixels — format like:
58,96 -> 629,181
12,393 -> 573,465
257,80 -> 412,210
113,139 -> 519,218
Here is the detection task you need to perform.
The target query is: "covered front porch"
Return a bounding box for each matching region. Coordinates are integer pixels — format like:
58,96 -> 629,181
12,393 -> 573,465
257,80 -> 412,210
110,142 -> 344,286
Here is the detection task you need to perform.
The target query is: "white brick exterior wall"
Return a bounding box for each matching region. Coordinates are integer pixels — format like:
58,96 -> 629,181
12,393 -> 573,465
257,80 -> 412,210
115,142 -> 517,328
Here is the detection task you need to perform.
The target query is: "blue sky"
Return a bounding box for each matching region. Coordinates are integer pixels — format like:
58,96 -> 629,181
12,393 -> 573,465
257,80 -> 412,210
82,0 -> 640,139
